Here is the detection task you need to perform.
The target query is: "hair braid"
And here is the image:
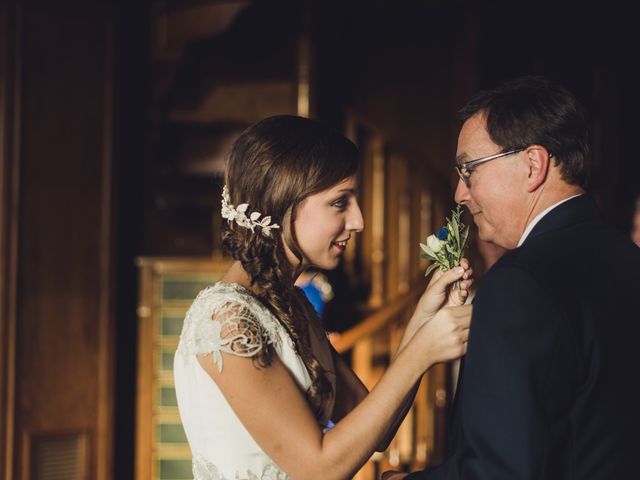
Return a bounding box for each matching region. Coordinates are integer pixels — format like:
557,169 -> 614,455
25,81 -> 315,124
221,115 -> 359,420
222,226 -> 332,420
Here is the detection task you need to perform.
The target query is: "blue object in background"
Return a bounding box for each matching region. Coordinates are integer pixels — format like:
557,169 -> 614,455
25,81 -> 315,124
297,271 -> 334,317
301,281 -> 326,316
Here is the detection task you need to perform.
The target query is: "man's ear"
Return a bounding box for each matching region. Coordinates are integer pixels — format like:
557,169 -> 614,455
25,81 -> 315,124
525,145 -> 551,192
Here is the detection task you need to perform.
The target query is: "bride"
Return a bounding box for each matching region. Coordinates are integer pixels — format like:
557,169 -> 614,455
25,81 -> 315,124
173,115 -> 473,480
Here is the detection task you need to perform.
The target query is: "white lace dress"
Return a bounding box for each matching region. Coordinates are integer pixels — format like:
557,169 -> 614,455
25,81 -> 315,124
174,281 -> 334,480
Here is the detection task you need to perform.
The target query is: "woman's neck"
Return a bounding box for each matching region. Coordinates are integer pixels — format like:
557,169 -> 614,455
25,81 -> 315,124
221,260 -> 302,295
220,261 -> 259,295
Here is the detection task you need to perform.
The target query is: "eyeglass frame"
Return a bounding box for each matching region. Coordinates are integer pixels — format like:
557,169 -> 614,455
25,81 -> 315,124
455,146 -> 531,187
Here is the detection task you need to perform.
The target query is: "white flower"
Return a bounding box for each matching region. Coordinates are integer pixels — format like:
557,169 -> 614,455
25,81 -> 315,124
426,234 -> 445,253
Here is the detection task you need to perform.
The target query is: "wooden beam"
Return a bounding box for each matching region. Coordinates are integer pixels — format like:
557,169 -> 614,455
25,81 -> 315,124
0,4 -> 20,479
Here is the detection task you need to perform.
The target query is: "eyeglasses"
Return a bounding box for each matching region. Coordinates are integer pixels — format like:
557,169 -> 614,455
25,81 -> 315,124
455,146 -> 527,187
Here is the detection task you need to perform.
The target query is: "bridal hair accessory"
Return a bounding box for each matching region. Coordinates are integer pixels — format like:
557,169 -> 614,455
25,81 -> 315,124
221,185 -> 280,237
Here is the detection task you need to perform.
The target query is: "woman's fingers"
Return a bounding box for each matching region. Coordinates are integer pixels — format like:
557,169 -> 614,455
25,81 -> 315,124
430,266 -> 465,292
426,266 -> 445,289
418,304 -> 473,363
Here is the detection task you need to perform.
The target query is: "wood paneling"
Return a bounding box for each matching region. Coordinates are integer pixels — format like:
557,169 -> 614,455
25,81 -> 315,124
0,3 -> 20,479
8,6 -> 115,480
135,256 -> 232,480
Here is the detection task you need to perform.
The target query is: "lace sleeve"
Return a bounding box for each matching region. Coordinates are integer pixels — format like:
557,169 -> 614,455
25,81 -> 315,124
194,300 -> 269,373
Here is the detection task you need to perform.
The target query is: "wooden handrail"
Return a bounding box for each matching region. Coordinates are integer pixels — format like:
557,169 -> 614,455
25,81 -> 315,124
331,281 -> 426,353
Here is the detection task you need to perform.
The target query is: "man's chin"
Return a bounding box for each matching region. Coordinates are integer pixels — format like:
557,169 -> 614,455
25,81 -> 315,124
475,224 -> 491,242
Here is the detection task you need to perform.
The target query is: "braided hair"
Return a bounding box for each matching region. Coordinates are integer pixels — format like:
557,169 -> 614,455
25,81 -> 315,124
222,115 -> 359,419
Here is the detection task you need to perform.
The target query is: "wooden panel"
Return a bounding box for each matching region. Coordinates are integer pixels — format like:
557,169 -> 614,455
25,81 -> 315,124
0,3 -> 20,479
135,256 -> 231,480
13,7 -> 114,480
25,431 -> 89,480
369,138 -> 386,307
410,176 -> 431,283
385,153 -> 410,299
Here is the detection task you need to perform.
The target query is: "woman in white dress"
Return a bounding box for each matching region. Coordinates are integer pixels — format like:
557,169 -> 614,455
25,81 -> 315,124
174,115 -> 473,480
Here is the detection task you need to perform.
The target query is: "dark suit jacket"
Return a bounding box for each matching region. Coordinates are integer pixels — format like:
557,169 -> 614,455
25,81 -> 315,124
407,195 -> 640,479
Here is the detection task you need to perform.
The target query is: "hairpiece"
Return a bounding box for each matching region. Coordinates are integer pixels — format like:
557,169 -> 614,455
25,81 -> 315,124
221,185 -> 280,237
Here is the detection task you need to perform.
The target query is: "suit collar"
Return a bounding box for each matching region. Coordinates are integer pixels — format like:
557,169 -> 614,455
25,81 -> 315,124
522,193 -> 599,245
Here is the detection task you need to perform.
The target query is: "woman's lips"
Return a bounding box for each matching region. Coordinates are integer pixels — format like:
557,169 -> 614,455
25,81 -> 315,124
332,239 -> 348,252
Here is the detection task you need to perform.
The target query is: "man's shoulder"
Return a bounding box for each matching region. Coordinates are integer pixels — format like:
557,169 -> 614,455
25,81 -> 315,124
477,259 -> 542,297
510,215 -> 640,275
477,217 -> 640,321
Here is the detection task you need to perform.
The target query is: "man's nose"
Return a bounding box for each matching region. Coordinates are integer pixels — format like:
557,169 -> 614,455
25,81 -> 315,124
454,178 -> 470,205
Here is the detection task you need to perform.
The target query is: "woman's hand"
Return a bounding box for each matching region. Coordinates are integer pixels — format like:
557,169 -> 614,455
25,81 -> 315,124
413,303 -> 472,366
400,259 -> 473,348
419,258 -> 474,316
382,471 -> 408,480
407,258 -> 473,334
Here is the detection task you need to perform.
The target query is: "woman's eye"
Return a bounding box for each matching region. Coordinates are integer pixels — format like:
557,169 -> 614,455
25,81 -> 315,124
331,196 -> 348,210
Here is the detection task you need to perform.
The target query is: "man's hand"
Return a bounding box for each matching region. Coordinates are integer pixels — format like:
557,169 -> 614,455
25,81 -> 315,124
381,471 -> 408,480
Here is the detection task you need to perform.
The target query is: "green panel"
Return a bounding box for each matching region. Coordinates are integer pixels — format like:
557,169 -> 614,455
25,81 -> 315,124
160,314 -> 185,337
161,350 -> 175,372
161,276 -> 221,302
159,459 -> 192,480
158,423 -> 188,444
160,386 -> 178,407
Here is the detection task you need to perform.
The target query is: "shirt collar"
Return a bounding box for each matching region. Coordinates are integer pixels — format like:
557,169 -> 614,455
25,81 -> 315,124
517,194 -> 583,247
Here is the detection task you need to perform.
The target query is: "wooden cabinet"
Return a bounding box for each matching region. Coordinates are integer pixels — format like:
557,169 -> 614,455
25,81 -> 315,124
135,256 -> 231,480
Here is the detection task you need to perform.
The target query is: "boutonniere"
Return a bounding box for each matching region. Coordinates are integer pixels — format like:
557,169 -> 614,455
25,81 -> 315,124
420,204 -> 469,281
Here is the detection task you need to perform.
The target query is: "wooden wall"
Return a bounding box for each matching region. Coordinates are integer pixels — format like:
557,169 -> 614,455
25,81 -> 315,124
0,3 -> 116,479
0,3 -> 18,477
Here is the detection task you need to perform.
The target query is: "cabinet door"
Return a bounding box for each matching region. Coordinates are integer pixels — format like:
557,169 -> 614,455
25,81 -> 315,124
136,257 -> 231,480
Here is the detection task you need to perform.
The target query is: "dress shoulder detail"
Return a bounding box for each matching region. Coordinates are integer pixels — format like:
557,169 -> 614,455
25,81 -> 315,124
176,282 -> 291,372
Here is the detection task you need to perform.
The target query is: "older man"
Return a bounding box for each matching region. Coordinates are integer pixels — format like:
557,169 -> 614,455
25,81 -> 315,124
386,77 -> 640,479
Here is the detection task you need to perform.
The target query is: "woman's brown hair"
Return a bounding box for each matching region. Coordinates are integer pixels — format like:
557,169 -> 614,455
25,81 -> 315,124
222,115 -> 359,420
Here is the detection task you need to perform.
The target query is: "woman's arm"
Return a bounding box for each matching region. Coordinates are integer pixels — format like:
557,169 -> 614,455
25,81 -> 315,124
198,303 -> 470,480
330,348 -> 368,422
330,263 -> 474,453
331,347 -> 418,453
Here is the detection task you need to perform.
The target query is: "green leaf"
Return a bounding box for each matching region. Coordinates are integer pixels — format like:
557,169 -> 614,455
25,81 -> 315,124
421,204 -> 468,278
424,262 -> 440,277
420,243 -> 436,258
461,225 -> 469,250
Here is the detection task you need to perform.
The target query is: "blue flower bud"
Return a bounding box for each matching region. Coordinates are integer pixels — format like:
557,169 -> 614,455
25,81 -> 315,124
437,227 -> 449,241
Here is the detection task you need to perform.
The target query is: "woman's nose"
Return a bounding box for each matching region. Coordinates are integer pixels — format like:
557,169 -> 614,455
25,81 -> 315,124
347,201 -> 364,232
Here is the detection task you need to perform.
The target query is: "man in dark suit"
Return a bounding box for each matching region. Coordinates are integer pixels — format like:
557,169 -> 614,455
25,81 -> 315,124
385,76 -> 640,479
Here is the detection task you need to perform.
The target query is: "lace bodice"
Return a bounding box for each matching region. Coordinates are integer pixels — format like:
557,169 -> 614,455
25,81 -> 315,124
174,282 -> 334,480
176,282 -> 294,372
192,454 -> 288,480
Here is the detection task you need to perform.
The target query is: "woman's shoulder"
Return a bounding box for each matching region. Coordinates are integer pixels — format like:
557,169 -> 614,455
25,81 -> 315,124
195,282 -> 275,323
176,281 -> 288,364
